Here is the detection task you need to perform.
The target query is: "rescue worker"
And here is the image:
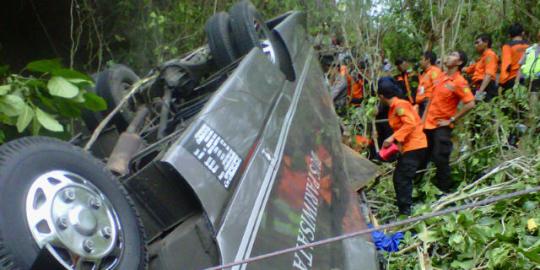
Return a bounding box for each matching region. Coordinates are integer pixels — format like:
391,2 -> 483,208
378,78 -> 427,216
464,34 -> 499,101
423,51 -> 475,193
349,60 -> 367,106
416,51 -> 443,118
394,57 -> 415,104
375,77 -> 404,154
499,23 -> 529,90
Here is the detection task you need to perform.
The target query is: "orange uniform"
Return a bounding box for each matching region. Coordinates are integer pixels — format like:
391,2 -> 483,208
395,72 -> 414,104
340,65 -> 353,96
388,97 -> 427,153
341,66 -> 364,105
416,65 -> 443,104
499,40 -> 529,85
464,48 -> 499,85
424,71 -> 475,130
347,79 -> 364,106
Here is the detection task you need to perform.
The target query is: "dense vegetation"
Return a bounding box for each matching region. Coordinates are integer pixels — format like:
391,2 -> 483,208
367,85 -> 540,269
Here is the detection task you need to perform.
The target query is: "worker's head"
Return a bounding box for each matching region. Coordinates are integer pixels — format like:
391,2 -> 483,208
536,30 -> 540,43
508,23 -> 524,39
420,51 -> 437,69
394,57 -> 409,72
444,50 -> 468,70
377,77 -> 402,105
474,34 -> 492,52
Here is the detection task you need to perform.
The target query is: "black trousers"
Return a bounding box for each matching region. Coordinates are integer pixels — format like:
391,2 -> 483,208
499,79 -> 516,91
420,127 -> 454,192
393,148 -> 426,214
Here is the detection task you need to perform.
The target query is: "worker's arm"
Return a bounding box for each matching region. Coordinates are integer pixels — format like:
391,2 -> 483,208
463,63 -> 476,75
453,100 -> 475,121
437,100 -> 475,127
477,74 -> 492,93
478,53 -> 498,92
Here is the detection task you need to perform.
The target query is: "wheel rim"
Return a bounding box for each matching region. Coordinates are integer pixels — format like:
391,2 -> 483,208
25,170 -> 123,269
253,18 -> 276,64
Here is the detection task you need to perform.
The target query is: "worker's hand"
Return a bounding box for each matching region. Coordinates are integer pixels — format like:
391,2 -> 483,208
382,136 -> 394,148
437,119 -> 451,127
475,91 -> 486,101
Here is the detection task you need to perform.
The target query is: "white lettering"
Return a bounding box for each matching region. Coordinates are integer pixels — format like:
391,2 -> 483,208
291,151 -> 323,270
292,252 -> 308,270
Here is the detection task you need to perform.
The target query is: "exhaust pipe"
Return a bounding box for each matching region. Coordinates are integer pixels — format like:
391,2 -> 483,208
107,106 -> 149,176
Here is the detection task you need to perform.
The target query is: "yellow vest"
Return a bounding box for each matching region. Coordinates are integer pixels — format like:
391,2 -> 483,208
520,44 -> 540,79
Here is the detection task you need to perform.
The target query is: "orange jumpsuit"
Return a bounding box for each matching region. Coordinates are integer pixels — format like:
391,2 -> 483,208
350,78 -> 364,105
500,40 -> 529,86
387,97 -> 427,215
424,71 -> 475,130
464,48 -> 499,86
416,65 -> 443,104
340,65 -> 353,97
388,97 -> 427,153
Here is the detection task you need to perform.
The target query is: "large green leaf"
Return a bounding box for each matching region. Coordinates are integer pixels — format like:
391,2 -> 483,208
26,59 -> 62,73
31,116 -> 41,135
67,78 -> 94,89
0,85 -> 10,95
56,101 -> 81,117
0,114 -> 15,125
51,68 -> 92,81
83,92 -> 107,112
16,104 -> 34,132
35,108 -> 63,132
47,76 -> 79,98
0,95 -> 25,116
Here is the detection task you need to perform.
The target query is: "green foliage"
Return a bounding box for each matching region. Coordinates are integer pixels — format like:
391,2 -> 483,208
0,59 -> 106,143
363,85 -> 540,269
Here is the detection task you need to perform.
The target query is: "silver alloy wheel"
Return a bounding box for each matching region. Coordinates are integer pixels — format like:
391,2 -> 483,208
25,170 -> 123,269
254,19 -> 276,64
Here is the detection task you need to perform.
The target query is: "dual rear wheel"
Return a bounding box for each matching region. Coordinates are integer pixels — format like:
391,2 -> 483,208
205,0 -> 293,80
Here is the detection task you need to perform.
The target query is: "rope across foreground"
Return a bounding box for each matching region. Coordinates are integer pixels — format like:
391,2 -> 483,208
205,186 -> 540,270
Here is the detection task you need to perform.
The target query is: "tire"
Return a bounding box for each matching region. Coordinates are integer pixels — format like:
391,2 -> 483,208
0,137 -> 147,270
205,12 -> 239,69
229,1 -> 273,57
95,65 -> 140,131
229,1 -> 295,80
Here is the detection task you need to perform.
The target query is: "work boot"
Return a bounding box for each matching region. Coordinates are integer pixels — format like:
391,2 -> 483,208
398,206 -> 411,216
